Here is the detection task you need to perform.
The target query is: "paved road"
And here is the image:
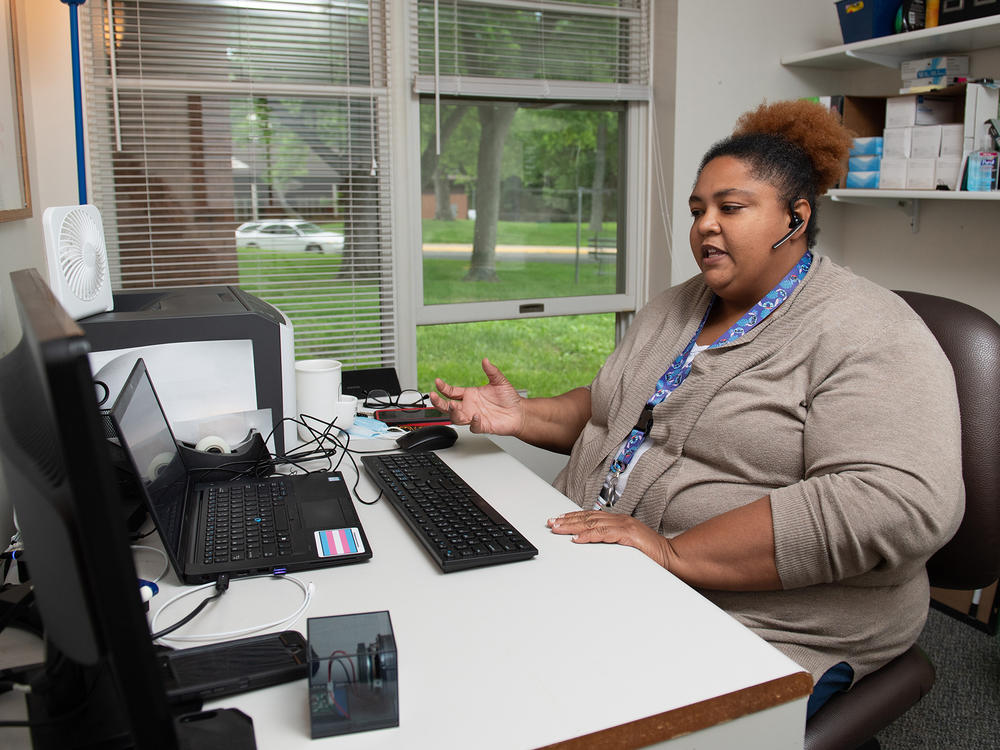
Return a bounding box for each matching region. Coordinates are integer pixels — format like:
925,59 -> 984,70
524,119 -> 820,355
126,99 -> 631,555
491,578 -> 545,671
422,243 -> 616,265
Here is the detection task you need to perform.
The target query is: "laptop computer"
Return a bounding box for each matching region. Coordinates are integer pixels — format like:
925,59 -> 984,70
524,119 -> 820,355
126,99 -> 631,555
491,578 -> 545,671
110,358 -> 372,584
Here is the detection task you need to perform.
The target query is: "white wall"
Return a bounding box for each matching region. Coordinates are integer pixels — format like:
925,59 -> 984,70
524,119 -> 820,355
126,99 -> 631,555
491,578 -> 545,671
0,0 -> 78,548
1,0 -> 78,346
664,0 -> 845,288
658,0 -> 1000,324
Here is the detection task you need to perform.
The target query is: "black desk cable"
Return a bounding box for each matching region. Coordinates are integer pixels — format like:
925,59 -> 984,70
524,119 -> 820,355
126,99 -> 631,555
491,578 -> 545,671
265,415 -> 388,506
149,574 -> 229,641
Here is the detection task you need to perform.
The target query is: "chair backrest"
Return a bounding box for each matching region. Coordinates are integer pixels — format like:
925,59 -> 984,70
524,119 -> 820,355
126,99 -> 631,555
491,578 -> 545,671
895,291 -> 1000,591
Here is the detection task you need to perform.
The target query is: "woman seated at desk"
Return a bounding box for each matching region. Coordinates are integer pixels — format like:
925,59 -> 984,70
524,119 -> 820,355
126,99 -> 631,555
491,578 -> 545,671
429,100 -> 964,717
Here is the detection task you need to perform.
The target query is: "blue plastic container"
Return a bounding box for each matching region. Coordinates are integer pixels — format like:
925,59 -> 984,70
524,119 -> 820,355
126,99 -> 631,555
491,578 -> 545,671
835,0 -> 900,44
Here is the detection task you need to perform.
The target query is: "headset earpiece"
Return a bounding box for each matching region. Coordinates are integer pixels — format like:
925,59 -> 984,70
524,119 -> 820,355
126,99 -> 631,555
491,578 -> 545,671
772,213 -> 805,249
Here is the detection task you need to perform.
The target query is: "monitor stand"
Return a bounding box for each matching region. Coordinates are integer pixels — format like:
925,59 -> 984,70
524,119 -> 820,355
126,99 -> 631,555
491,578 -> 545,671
176,707 -> 258,750
18,654 -> 258,750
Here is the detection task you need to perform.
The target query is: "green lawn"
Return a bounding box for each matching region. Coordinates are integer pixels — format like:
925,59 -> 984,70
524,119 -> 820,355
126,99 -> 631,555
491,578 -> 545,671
423,218 -> 616,246
235,248 -> 385,369
236,227 -> 619,395
415,313 -> 615,397
423,257 -> 616,302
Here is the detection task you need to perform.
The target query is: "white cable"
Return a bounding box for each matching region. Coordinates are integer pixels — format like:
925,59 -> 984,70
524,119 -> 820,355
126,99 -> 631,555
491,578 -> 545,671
107,0 -> 122,151
433,0 -> 441,155
131,544 -> 170,584
367,4 -> 377,175
151,574 -> 314,644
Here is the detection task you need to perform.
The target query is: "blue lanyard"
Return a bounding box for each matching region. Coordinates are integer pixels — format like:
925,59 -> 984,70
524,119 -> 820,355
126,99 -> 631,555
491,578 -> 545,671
594,251 -> 813,510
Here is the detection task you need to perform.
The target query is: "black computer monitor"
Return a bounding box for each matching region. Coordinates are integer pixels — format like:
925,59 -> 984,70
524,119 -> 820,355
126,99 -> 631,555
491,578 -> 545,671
0,269 -> 176,748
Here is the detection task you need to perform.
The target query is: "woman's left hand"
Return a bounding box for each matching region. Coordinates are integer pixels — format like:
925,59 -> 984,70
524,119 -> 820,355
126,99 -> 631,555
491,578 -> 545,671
547,510 -> 672,569
549,498 -> 782,591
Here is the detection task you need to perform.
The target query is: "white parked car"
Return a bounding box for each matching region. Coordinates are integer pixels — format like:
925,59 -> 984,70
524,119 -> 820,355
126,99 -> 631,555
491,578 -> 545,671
235,220 -> 345,254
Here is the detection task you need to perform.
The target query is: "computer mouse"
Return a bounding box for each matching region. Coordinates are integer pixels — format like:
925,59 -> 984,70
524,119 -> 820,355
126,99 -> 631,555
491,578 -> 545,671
395,424 -> 458,452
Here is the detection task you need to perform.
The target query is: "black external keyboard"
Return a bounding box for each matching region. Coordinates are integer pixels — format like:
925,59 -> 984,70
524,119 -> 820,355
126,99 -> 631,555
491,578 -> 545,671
361,452 -> 538,573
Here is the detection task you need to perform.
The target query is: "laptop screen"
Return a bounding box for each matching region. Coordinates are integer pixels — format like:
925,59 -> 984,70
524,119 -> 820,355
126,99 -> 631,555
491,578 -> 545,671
111,359 -> 188,564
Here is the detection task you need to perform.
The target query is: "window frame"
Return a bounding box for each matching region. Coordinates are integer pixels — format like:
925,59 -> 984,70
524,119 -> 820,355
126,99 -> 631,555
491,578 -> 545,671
79,0 -> 398,370
401,0 -> 651,329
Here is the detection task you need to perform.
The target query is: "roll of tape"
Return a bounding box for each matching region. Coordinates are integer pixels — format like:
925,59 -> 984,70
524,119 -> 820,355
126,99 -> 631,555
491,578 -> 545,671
148,452 -> 174,478
194,435 -> 232,454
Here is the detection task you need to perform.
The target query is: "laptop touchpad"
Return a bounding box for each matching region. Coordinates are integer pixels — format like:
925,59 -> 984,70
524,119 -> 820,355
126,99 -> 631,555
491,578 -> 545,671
302,503 -> 346,528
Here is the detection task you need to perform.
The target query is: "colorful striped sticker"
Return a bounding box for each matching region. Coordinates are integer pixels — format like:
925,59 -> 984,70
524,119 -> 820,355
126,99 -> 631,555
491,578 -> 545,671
314,527 -> 365,557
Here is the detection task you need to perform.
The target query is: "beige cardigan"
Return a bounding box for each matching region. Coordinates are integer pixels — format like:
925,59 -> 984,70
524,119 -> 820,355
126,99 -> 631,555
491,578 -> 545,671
554,256 -> 964,682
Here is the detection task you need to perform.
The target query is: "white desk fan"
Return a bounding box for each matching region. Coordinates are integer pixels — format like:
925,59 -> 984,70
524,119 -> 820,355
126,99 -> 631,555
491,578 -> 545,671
41,204 -> 113,320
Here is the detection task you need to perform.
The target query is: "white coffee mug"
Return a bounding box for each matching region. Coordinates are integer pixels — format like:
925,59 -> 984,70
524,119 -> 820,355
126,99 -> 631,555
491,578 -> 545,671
331,394 -> 358,431
295,359 -> 342,440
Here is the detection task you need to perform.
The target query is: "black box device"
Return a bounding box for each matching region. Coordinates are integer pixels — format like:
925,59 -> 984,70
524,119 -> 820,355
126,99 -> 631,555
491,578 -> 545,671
81,285 -> 296,453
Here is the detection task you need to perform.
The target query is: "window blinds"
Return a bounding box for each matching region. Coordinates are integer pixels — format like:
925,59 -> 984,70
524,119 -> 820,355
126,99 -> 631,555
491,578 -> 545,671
80,0 -> 396,368
411,0 -> 650,101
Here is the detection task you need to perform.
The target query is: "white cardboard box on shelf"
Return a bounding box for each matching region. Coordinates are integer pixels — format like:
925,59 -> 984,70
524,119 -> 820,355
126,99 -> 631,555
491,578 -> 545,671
905,158 -> 937,189
963,83 -> 1000,152
940,124 -> 965,157
935,157 -> 963,190
883,127 -> 912,158
900,56 -> 969,81
885,95 -> 957,128
879,158 -> 908,189
911,125 -> 944,159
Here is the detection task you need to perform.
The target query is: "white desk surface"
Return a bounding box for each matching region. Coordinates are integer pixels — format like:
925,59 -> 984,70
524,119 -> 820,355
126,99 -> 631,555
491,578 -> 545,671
1,431 -> 811,749
176,431 -> 809,748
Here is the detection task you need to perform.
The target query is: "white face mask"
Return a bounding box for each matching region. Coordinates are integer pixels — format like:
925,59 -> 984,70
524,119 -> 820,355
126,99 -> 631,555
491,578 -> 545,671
347,415 -> 395,439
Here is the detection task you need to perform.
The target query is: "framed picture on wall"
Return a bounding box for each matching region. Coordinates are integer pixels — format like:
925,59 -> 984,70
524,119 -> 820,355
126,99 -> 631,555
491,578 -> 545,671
0,0 -> 30,222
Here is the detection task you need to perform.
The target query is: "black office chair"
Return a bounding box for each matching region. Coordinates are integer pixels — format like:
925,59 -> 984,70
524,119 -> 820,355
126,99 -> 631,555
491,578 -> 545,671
804,291 -> 1000,750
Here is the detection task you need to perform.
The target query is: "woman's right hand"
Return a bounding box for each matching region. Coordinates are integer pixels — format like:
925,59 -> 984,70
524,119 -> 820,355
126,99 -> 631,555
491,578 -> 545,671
429,358 -> 526,437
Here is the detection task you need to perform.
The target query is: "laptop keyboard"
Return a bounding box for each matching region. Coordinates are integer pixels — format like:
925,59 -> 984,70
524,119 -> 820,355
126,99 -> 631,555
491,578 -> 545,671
361,452 -> 538,573
201,479 -> 292,565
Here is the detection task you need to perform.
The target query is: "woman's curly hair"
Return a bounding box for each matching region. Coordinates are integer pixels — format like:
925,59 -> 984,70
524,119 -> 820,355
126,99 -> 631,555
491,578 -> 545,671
697,100 -> 853,248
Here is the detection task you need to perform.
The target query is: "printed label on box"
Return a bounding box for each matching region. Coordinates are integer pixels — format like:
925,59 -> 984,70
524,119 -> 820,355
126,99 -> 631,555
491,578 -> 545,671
900,56 -> 968,80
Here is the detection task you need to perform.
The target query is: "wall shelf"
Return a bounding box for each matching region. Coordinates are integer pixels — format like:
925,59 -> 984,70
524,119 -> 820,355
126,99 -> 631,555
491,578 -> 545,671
830,188 -> 1000,201
782,16 -> 1000,70
828,189 -> 1000,233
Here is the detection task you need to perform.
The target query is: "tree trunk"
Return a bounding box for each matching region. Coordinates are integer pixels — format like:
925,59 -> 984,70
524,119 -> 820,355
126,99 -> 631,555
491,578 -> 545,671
589,113 -> 608,236
420,106 -> 467,220
419,105 -> 467,190
467,103 -> 517,282
434,170 -> 453,220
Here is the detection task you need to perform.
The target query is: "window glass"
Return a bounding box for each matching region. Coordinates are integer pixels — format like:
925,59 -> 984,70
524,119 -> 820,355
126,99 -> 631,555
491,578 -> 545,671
416,313 -> 616,398
420,99 -> 624,307
81,1 -> 395,370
